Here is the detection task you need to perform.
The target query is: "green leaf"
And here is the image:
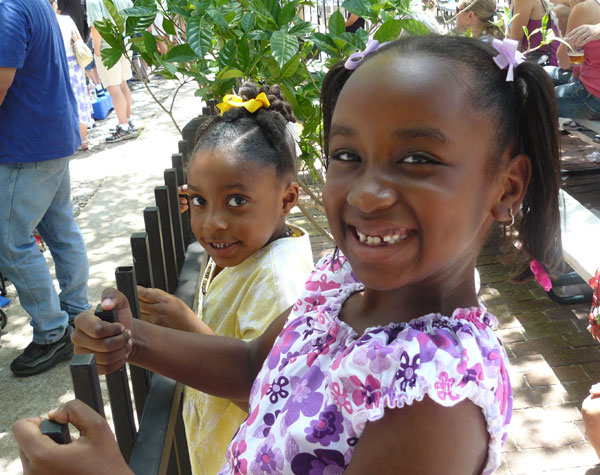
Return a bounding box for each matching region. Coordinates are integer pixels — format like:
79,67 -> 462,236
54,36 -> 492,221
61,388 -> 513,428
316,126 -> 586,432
328,10 -> 345,36
278,1 -> 297,27
125,14 -> 155,34
100,46 -> 122,69
187,17 -> 213,58
264,0 -> 281,20
280,53 -> 300,79
208,8 -> 230,34
270,30 -> 299,67
373,19 -> 403,42
217,67 -> 245,80
141,30 -> 158,58
241,12 -> 255,32
398,18 -> 430,36
238,37 -> 250,70
341,0 -> 371,18
162,18 -> 177,36
218,39 -> 237,68
288,21 -> 313,36
103,0 -> 124,35
94,19 -> 123,49
163,44 -> 197,62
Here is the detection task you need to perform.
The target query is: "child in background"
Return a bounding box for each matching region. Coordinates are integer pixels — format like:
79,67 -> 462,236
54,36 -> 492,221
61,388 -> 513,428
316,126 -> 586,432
15,35 -> 563,474
118,82 -> 315,475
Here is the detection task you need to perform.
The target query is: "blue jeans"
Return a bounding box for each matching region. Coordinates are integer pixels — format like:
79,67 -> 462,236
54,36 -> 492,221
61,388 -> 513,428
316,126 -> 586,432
0,157 -> 91,344
545,66 -> 600,119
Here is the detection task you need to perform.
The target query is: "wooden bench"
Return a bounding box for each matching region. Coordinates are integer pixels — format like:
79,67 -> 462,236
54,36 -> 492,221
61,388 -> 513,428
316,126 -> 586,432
548,189 -> 600,304
66,140 -> 204,474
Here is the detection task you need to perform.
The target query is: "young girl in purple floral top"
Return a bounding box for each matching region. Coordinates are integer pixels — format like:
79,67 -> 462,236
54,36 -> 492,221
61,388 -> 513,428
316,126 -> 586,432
15,36 -> 563,474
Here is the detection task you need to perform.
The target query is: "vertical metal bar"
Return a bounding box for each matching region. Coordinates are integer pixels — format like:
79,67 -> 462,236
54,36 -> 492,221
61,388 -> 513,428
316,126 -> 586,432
170,154 -> 191,247
155,186 -> 177,294
70,353 -> 105,417
95,305 -> 136,463
115,266 -> 151,421
131,232 -> 154,289
144,206 -> 167,292
171,153 -> 185,185
178,139 -> 189,162
164,168 -> 186,270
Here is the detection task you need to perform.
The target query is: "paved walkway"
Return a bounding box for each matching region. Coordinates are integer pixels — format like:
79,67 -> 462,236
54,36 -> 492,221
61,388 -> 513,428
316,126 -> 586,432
1,79 -> 600,473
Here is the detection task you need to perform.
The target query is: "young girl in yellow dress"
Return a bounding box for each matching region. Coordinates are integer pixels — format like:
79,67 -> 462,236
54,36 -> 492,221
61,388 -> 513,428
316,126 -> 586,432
133,82 -> 313,474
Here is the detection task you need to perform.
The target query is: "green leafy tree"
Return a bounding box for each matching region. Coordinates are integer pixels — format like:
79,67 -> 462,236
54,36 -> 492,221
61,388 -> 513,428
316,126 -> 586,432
94,0 -> 428,239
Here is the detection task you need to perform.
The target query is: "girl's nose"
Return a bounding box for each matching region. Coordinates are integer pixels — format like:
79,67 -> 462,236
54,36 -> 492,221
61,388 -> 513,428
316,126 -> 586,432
204,210 -> 228,232
347,177 -> 397,213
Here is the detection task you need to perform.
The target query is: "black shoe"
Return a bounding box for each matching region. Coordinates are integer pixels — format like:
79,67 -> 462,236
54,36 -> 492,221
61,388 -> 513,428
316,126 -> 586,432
109,120 -> 137,133
105,125 -> 137,143
10,326 -> 74,377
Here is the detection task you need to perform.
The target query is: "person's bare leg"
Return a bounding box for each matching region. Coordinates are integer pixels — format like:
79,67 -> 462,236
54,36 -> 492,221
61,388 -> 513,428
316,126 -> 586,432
79,122 -> 87,146
106,84 -> 127,124
119,80 -> 132,120
86,67 -> 101,87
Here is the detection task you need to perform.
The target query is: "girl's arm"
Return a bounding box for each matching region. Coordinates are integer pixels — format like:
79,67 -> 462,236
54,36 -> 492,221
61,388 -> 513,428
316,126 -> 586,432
72,288 -> 289,404
509,0 -> 535,46
345,397 -> 489,474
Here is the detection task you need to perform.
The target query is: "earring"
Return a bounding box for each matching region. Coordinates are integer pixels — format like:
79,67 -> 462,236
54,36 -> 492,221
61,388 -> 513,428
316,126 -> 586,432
506,208 -> 515,228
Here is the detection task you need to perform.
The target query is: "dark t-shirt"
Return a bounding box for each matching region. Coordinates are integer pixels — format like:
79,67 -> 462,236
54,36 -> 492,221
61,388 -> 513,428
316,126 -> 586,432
58,0 -> 89,41
0,0 -> 80,162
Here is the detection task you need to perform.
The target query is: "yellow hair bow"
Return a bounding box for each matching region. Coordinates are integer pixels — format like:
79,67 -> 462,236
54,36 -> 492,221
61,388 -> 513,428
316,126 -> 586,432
216,92 -> 270,116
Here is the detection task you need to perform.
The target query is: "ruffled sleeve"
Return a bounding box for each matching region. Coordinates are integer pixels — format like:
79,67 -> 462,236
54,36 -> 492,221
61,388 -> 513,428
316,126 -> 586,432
329,308 -> 512,474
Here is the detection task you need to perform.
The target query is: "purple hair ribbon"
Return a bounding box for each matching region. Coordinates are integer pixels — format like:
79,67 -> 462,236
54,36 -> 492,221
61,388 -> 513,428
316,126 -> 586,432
492,38 -> 525,82
344,39 -> 388,71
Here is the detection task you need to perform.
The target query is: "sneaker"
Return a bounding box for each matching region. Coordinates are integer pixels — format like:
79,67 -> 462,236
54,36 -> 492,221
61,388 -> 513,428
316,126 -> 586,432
10,326 -> 74,377
105,125 -> 137,143
109,120 -> 137,133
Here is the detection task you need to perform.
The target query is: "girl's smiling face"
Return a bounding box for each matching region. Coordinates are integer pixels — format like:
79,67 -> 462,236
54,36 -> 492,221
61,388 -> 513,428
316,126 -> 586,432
186,148 -> 298,267
323,52 -> 511,296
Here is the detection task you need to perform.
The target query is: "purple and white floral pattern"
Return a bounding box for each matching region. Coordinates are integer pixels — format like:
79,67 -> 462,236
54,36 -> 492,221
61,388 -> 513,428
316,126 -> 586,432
219,254 -> 512,474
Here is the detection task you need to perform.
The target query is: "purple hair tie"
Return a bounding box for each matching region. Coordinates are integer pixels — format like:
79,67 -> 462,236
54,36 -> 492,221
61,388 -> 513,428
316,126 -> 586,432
344,39 -> 388,70
492,38 -> 525,82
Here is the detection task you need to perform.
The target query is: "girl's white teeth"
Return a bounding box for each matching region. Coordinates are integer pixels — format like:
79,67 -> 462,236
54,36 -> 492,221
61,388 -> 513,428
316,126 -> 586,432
356,230 -> 408,246
212,242 -> 232,249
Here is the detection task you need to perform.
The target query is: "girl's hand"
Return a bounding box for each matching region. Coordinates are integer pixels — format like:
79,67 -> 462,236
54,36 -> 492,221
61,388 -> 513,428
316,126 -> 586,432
137,286 -> 204,333
178,184 -> 189,213
72,288 -> 133,374
12,399 -> 131,475
567,23 -> 600,47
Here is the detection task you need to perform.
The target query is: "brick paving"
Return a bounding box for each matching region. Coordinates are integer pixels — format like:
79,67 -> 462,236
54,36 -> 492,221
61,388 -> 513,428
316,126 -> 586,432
289,192 -> 600,474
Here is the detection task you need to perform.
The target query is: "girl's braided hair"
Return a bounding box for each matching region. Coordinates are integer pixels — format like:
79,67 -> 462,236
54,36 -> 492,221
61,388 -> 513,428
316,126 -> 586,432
321,35 -> 563,283
191,82 -> 298,178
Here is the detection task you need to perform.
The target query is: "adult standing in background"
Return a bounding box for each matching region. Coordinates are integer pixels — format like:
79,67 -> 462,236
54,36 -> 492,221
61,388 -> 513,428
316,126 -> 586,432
57,0 -> 89,41
87,0 -> 137,142
52,0 -> 94,151
0,0 -> 92,376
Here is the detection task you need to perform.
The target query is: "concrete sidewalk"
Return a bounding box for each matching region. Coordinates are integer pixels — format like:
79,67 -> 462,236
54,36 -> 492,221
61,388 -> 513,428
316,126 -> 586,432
1,77 -> 600,473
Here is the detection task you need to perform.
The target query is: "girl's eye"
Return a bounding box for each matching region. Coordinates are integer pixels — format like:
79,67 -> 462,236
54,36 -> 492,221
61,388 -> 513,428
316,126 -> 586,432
190,196 -> 206,206
401,154 -> 435,165
227,196 -> 247,207
331,151 -> 360,162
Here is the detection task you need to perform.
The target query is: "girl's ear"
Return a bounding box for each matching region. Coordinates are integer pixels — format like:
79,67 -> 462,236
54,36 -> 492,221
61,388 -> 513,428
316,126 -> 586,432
281,181 -> 300,215
491,153 -> 532,222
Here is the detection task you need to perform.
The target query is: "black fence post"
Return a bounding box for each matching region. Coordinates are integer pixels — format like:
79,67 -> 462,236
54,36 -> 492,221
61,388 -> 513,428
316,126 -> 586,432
115,266 -> 151,421
95,305 -> 136,463
155,186 -> 178,294
131,232 -> 154,289
164,168 -> 186,270
144,206 -> 167,292
69,354 -> 105,417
